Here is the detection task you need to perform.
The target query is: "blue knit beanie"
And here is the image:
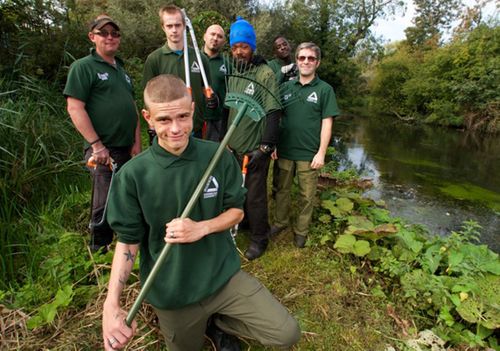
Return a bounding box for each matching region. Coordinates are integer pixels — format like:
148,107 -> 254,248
229,16 -> 256,51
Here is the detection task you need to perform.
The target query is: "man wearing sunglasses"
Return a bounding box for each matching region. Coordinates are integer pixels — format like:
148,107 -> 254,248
64,15 -> 142,253
271,42 -> 340,248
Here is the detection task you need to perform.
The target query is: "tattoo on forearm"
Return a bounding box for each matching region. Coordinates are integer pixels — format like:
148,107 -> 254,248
123,249 -> 135,262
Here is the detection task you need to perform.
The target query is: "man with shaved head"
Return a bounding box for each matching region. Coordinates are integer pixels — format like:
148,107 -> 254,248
202,24 -> 228,141
101,75 -> 300,351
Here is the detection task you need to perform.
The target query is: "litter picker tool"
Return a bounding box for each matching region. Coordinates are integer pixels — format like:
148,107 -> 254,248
230,154 -> 249,239
125,57 -> 297,327
182,17 -> 191,95
181,9 -> 213,99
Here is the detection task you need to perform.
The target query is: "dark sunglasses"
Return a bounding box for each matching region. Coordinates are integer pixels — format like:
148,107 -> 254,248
297,56 -> 317,62
93,30 -> 121,38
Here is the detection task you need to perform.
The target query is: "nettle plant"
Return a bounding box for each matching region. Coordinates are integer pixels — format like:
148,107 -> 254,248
312,185 -> 500,348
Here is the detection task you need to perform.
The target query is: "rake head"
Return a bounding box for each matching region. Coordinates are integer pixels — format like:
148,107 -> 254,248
223,54 -> 300,122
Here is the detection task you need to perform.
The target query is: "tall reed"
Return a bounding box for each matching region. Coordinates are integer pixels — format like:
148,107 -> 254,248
0,76 -> 85,289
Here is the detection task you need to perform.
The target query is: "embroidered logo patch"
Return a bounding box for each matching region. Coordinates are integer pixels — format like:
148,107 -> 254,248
306,92 -> 318,103
203,176 -> 219,199
97,72 -> 109,81
124,74 -> 131,85
244,82 -> 255,95
283,93 -> 292,101
191,61 -> 201,73
219,64 -> 227,74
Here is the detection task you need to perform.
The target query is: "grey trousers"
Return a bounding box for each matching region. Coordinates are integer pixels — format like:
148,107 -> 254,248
153,270 -> 301,351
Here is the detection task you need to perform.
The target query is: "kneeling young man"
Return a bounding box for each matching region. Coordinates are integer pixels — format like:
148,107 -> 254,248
101,74 -> 300,351
272,42 -> 340,248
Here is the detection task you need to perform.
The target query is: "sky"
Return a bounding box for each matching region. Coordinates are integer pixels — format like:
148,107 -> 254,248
372,0 -> 499,42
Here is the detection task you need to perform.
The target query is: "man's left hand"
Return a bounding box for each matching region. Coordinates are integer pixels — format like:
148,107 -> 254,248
206,93 -> 219,110
165,218 -> 208,243
310,153 -> 325,169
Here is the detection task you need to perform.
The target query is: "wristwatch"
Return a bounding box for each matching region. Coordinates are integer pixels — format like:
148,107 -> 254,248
259,144 -> 274,154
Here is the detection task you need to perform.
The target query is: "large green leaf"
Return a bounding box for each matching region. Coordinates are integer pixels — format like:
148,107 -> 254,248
334,234 -> 356,254
455,275 -> 500,330
321,199 -> 342,217
336,197 -> 354,212
353,240 -> 371,257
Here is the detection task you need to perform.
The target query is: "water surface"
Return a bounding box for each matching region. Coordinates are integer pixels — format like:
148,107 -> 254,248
332,115 -> 500,252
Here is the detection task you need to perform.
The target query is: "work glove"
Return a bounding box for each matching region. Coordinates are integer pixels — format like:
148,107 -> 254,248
281,63 -> 298,80
246,145 -> 273,171
206,93 -> 219,110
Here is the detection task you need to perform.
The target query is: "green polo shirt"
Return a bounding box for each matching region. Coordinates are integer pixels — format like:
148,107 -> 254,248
268,57 -> 291,83
63,49 -> 137,147
202,52 -> 228,121
107,137 -> 246,309
227,63 -> 281,154
143,45 -> 211,132
278,76 -> 340,161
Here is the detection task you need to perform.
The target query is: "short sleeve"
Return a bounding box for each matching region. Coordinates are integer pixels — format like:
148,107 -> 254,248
322,85 -> 340,118
106,169 -> 146,244
63,61 -> 92,102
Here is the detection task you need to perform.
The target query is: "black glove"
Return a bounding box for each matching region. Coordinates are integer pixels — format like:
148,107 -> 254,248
206,93 -> 219,110
246,145 -> 273,171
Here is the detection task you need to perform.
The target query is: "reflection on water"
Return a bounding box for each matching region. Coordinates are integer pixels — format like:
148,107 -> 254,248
332,115 -> 500,252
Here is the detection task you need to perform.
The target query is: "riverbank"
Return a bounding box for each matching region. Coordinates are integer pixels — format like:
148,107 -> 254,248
1,79 -> 498,350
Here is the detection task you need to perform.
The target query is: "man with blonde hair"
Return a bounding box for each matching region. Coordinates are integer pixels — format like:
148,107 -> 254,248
143,4 -> 216,139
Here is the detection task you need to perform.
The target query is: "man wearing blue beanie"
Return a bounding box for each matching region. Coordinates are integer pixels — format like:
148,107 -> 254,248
227,17 -> 282,261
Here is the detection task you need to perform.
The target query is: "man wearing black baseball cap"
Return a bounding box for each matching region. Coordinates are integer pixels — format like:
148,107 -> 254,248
63,14 -> 142,253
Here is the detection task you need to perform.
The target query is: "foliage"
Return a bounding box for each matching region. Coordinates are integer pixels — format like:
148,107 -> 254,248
0,76 -> 85,288
405,0 -> 464,48
369,24 -> 500,133
312,176 -> 500,349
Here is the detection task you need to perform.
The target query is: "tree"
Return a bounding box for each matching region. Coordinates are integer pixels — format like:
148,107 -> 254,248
404,0 -> 464,48
279,0 -> 404,100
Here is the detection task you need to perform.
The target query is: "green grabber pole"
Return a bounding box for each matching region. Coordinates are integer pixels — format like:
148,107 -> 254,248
125,101 -> 253,326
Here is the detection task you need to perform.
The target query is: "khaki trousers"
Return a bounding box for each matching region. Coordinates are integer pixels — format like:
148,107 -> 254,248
153,270 -> 300,351
275,158 -> 319,236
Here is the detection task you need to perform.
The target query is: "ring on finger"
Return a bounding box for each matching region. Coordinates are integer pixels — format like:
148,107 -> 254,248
170,231 -> 175,238
109,337 -> 117,345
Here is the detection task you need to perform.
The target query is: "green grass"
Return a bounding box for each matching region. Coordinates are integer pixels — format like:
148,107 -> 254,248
0,76 -> 85,288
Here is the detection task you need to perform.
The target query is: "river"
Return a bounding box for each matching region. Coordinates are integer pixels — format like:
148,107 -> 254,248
332,115 -> 500,252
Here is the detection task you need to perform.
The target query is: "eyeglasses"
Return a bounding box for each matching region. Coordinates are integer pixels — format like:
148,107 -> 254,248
297,56 -> 317,63
93,30 -> 121,38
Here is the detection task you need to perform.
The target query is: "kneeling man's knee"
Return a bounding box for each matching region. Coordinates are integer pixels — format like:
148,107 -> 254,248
277,316 -> 301,348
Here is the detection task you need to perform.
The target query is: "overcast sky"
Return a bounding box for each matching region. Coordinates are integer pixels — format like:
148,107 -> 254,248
372,0 -> 498,42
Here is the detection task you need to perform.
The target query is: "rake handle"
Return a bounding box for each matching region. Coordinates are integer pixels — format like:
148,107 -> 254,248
125,102 -> 249,326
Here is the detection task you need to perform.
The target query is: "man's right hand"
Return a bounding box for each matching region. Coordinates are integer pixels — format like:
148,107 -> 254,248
91,141 -> 111,165
102,301 -> 136,350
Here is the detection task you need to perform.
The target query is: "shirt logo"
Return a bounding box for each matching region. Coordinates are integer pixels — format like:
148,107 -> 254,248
191,61 -> 201,73
203,176 -> 219,199
306,92 -> 318,103
219,64 -> 227,74
244,82 -> 255,95
283,93 -> 292,101
124,74 -> 131,85
97,72 -> 109,81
